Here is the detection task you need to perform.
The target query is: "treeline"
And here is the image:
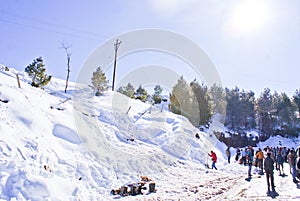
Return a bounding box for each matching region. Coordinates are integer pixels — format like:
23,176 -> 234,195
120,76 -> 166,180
16,59 -> 300,139
97,69 -> 300,139
226,87 -> 300,138
168,76 -> 300,139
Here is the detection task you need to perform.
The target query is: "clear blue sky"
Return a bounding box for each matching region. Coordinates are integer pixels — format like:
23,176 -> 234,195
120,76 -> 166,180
1,0 -> 300,97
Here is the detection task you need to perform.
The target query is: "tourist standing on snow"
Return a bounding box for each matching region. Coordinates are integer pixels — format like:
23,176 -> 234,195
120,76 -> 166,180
226,147 -> 231,164
286,148 -> 291,163
208,151 -> 218,170
274,147 -> 279,170
287,149 -> 299,183
255,148 -> 264,174
281,147 -> 288,162
263,147 -> 269,158
235,148 -> 241,162
241,149 -> 247,165
264,152 -> 276,193
246,146 -> 254,177
276,149 -> 285,176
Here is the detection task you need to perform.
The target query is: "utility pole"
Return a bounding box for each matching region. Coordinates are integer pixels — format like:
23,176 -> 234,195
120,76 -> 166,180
112,39 -> 122,91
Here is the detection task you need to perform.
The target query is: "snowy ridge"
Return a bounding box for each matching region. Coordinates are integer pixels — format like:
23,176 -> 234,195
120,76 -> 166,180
1,67 -> 300,200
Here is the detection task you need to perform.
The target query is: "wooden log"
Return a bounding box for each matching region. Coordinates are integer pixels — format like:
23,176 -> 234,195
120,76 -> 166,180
132,184 -> 142,195
119,186 -> 127,196
149,182 -> 155,193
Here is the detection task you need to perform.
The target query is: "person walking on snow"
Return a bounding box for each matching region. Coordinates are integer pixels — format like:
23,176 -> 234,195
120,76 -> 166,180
264,152 -> 276,193
226,147 -> 231,164
255,148 -> 264,175
287,149 -> 299,183
246,146 -> 254,177
208,151 -> 217,170
276,149 -> 285,176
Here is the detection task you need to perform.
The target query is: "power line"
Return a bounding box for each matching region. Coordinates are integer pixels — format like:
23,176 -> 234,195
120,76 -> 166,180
0,9 -> 109,40
0,18 -> 103,42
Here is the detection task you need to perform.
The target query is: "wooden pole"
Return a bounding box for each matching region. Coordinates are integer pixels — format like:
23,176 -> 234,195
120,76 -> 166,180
16,74 -> 21,88
112,39 -> 121,91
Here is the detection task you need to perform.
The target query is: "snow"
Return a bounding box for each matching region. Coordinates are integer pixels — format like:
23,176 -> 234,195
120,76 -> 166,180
52,124 -> 82,144
0,66 -> 300,200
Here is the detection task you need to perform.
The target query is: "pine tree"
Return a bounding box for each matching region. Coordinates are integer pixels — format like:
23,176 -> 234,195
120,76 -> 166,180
152,84 -> 163,104
169,76 -> 189,115
257,88 -> 274,136
190,80 -> 211,125
91,67 -> 109,96
169,76 -> 199,126
209,83 -> 226,116
25,57 -> 51,88
240,90 -> 256,129
225,87 -> 243,129
117,83 -> 135,98
135,85 -> 148,102
293,90 -> 300,113
275,92 -> 297,133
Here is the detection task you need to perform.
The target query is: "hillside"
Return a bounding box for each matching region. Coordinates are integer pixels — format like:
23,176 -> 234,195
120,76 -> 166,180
0,66 -> 299,200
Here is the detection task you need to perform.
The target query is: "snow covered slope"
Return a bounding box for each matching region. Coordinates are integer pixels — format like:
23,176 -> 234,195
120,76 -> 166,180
1,66 -> 299,200
0,67 -> 222,200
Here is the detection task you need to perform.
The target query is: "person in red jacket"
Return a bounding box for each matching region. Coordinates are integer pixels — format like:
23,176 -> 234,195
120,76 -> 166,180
208,151 -> 218,170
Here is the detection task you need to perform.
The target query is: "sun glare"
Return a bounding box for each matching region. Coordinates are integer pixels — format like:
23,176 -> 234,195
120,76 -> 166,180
229,0 -> 271,36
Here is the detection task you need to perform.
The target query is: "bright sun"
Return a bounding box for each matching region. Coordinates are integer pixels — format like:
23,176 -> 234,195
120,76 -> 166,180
229,0 -> 271,36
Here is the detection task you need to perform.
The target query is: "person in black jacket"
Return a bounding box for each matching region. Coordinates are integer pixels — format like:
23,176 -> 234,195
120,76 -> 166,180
235,148 -> 241,161
264,152 -> 276,193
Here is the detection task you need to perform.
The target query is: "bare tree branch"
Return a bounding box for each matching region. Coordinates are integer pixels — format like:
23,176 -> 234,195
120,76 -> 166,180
60,41 -> 72,93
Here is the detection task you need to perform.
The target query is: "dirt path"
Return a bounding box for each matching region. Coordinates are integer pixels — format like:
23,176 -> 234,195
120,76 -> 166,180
113,162 -> 300,201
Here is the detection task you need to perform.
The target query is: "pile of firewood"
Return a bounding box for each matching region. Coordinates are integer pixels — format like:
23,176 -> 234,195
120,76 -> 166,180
111,176 -> 156,196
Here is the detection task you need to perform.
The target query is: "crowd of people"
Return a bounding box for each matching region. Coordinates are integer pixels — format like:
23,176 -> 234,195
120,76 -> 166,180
236,146 -> 299,193
208,145 -> 299,195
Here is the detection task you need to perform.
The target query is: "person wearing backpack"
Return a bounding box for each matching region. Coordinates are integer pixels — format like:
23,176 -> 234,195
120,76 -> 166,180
208,151 -> 217,170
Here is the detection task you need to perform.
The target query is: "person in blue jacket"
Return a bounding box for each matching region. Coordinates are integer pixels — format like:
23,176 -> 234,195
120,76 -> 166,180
246,146 -> 254,177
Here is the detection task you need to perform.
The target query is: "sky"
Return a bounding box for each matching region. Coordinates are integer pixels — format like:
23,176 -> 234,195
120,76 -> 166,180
1,0 -> 300,97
